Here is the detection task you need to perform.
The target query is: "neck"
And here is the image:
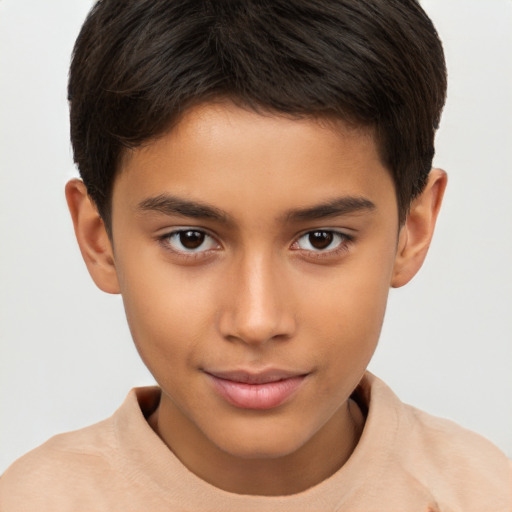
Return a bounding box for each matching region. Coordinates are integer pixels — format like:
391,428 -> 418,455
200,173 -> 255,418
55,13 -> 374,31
148,396 -> 364,496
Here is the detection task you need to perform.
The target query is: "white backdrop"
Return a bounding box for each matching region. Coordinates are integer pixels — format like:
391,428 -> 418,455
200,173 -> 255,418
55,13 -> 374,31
0,0 -> 511,474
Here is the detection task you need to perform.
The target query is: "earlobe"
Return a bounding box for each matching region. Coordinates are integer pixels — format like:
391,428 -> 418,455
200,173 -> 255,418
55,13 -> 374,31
391,168 -> 447,288
65,179 -> 120,294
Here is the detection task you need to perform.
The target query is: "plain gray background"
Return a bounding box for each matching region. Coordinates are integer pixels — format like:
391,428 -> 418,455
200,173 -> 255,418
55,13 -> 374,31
1,0 -> 511,474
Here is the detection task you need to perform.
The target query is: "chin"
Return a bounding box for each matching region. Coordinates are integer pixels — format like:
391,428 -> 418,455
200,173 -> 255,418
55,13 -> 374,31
211,425 -> 310,460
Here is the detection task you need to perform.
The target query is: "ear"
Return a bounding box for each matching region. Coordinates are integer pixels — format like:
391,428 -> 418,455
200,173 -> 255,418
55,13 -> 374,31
65,179 -> 120,294
391,168 -> 447,288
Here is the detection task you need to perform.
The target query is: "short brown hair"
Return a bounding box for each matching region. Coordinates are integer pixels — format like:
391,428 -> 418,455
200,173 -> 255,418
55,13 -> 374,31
69,0 -> 447,229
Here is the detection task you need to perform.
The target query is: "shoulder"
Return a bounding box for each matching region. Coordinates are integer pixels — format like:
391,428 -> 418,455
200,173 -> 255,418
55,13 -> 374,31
372,376 -> 512,510
0,387 -> 162,512
408,409 -> 512,510
0,417 -> 118,511
402,399 -> 510,468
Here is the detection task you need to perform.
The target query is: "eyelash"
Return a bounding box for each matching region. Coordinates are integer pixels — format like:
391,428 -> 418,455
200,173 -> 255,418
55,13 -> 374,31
291,230 -> 353,260
157,228 -> 353,261
158,229 -> 220,261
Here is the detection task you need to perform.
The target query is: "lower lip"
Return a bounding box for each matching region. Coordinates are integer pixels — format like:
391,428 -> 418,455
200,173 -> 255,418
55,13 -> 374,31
208,374 -> 307,410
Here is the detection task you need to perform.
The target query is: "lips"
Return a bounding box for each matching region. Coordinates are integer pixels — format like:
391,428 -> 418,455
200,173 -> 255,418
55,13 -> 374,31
205,369 -> 309,410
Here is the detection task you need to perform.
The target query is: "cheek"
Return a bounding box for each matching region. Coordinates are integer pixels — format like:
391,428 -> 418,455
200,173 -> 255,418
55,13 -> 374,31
304,251 -> 394,379
307,255 -> 391,331
116,255 -> 217,377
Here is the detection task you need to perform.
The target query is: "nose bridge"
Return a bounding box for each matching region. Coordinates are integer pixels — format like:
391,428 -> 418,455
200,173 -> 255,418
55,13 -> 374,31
220,247 -> 294,345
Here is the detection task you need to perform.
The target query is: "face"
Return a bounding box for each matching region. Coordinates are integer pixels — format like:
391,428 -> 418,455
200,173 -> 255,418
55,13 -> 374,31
110,103 -> 401,463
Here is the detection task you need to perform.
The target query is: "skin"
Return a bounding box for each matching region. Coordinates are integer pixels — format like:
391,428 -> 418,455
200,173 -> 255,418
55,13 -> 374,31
66,102 -> 446,496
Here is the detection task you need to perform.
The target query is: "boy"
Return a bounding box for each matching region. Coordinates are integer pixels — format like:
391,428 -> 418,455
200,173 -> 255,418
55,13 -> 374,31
1,0 -> 510,510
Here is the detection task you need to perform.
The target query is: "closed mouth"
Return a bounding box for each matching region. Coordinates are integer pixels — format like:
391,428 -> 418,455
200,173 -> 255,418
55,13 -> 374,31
204,368 -> 310,410
204,369 -> 309,384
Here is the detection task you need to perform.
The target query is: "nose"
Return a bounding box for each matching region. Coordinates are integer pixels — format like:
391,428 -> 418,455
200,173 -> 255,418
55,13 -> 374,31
218,252 -> 296,346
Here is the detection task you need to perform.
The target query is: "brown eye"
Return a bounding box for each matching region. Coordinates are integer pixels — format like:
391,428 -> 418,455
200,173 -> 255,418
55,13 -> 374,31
294,230 -> 349,253
164,229 -> 218,253
308,231 -> 333,250
179,230 -> 205,249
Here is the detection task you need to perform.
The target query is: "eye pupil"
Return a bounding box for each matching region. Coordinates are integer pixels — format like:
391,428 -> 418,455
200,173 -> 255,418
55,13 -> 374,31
309,231 -> 333,249
179,230 -> 205,249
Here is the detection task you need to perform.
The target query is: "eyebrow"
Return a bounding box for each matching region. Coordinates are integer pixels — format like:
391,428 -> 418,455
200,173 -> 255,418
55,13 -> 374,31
282,196 -> 376,222
137,194 -> 376,224
137,194 -> 230,223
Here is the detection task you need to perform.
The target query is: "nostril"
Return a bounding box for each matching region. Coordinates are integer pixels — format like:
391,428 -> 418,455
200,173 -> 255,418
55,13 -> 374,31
217,260 -> 297,344
218,307 -> 296,346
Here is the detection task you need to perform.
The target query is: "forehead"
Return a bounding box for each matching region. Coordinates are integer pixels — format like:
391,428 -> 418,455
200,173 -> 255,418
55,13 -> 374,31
113,102 -> 395,221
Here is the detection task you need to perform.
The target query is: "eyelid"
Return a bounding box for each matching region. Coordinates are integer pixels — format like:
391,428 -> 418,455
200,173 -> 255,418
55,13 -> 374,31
157,227 -> 222,255
290,229 -> 354,258
156,227 -> 353,262
293,228 -> 352,246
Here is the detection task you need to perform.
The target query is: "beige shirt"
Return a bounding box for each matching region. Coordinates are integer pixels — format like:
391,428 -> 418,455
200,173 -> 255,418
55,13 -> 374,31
1,373 -> 511,511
